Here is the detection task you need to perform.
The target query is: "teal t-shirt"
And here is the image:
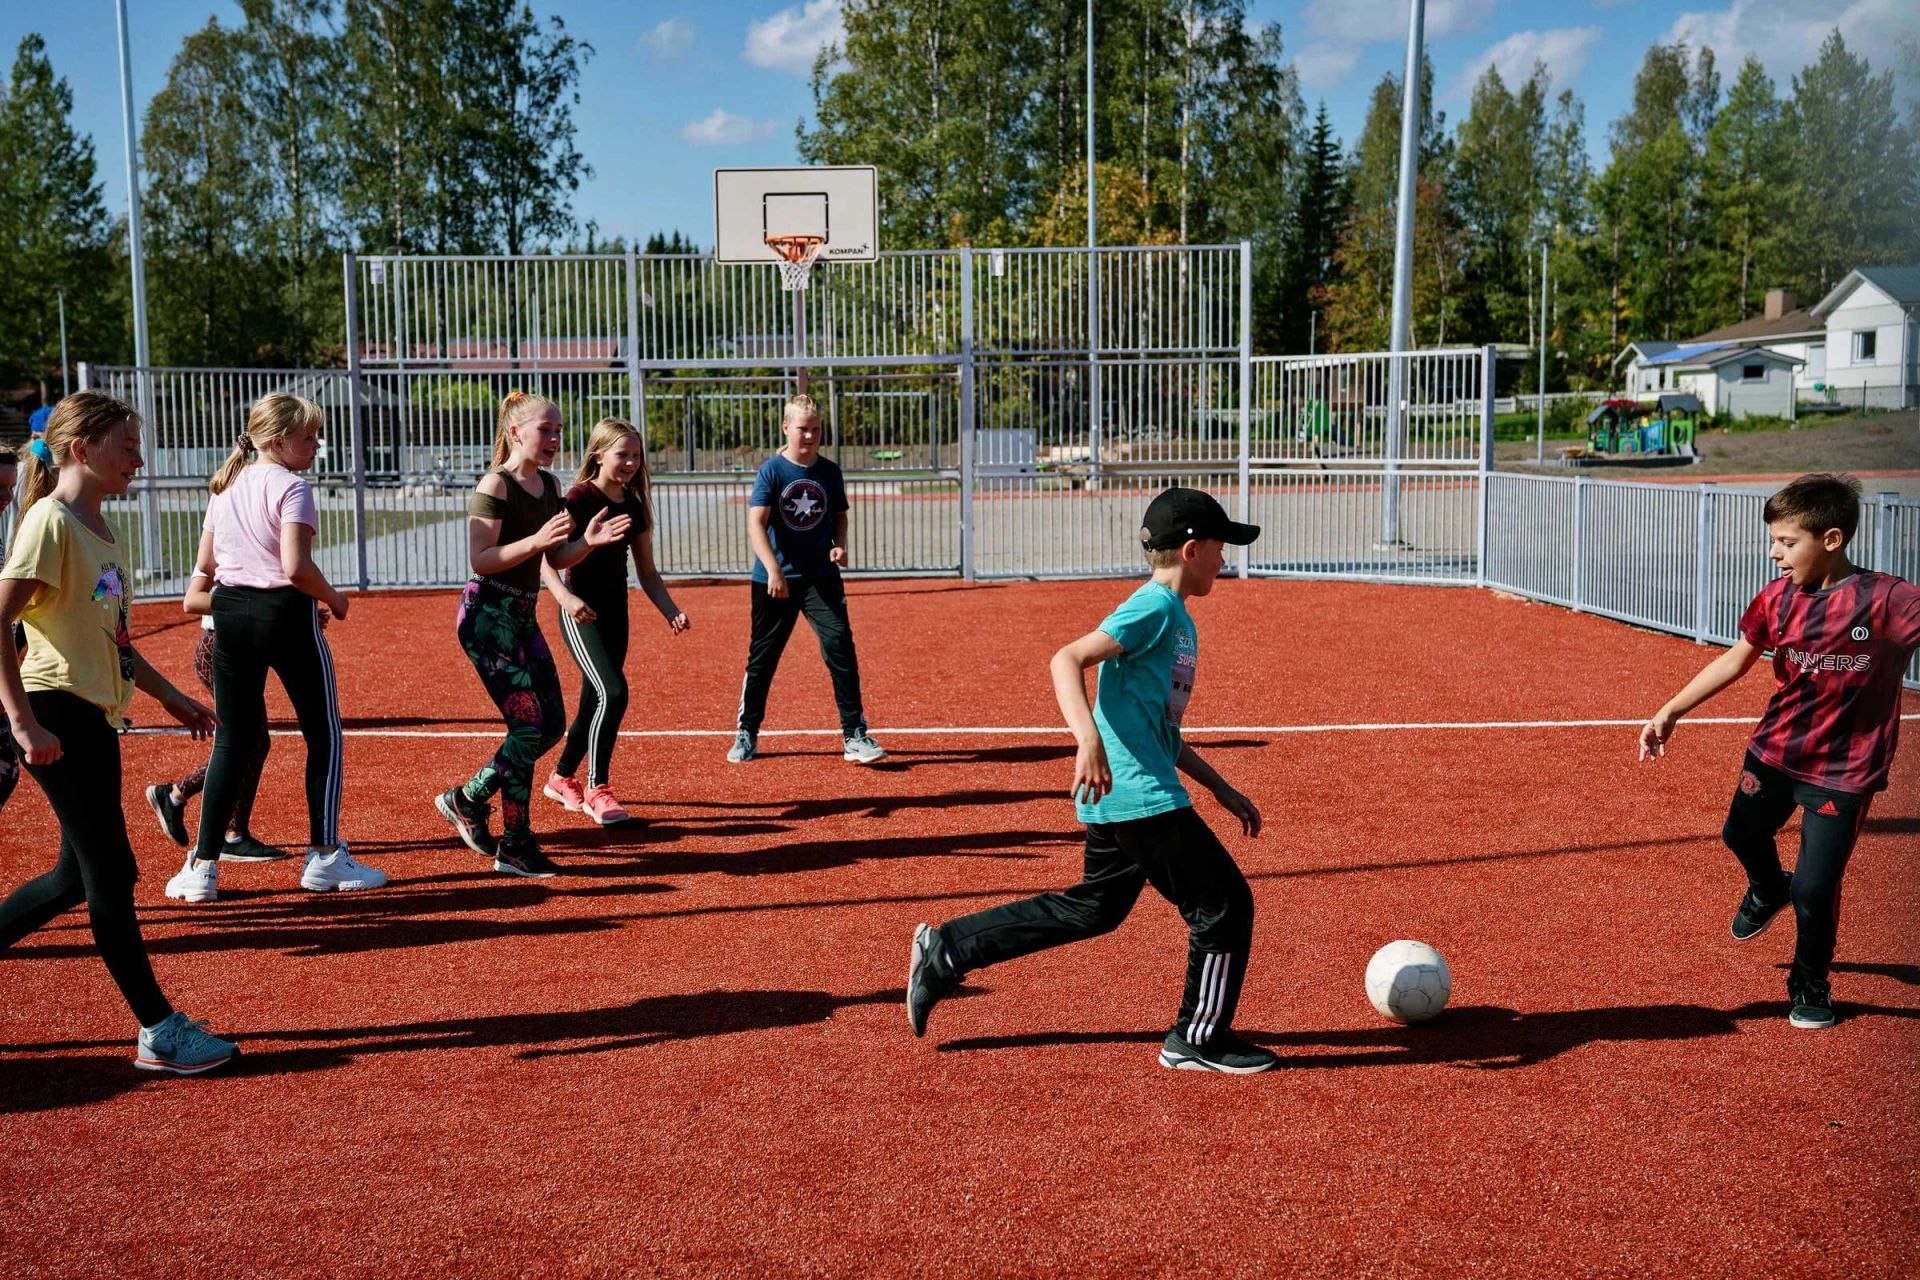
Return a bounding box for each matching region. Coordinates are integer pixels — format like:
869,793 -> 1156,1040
1077,581 -> 1197,825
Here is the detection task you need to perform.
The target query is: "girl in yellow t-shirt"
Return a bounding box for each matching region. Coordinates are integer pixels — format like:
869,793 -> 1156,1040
0,393 -> 239,1075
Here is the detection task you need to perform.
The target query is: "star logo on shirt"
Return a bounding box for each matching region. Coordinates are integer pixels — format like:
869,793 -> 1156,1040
779,478 -> 830,532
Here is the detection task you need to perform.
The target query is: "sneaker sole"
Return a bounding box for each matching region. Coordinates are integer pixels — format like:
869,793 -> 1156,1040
1157,1050 -> 1278,1075
1789,1011 -> 1837,1029
134,1046 -> 240,1075
494,859 -> 558,879
1731,903 -> 1789,941
907,924 -> 935,1037
301,877 -> 387,892
219,848 -> 291,863
726,753 -> 754,764
844,750 -> 887,763
589,810 -> 628,826
435,793 -> 492,856
146,785 -> 190,847
542,784 -> 585,812
164,884 -> 218,905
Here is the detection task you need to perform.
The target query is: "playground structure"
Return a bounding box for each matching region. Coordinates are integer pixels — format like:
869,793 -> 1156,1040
1582,393 -> 1701,459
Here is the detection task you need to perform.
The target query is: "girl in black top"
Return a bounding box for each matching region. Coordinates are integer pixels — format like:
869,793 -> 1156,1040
434,392 -> 630,877
541,418 -> 689,825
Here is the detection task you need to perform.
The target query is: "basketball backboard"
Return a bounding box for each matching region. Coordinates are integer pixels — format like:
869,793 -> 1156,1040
713,166 -> 879,265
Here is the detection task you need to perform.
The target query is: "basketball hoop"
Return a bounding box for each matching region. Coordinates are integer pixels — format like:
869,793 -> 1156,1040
767,234 -> 825,292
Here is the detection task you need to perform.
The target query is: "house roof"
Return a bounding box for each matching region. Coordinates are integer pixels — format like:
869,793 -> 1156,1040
1811,264 -> 1920,318
1691,308 -> 1823,342
1667,345 -> 1804,372
1613,339 -> 1680,368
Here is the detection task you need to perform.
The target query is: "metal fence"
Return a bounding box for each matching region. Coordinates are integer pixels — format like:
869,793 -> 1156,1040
1484,473 -> 1920,689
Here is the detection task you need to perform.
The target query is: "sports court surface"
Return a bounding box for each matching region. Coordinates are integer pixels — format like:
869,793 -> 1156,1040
3,578 -> 1916,1277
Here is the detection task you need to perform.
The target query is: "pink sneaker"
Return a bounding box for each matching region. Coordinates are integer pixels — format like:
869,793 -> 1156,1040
582,784 -> 628,826
542,773 -> 586,812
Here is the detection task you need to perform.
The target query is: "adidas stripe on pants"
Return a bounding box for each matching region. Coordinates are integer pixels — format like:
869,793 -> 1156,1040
936,806 -> 1256,1043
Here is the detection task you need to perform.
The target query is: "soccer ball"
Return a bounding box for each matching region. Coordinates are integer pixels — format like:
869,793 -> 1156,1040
1365,940 -> 1451,1023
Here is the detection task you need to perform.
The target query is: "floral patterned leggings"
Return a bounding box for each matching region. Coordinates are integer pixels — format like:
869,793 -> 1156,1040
455,579 -> 565,837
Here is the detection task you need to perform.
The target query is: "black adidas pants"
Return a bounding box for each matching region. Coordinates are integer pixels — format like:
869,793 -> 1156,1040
556,587 -> 629,788
1722,751 -> 1870,987
736,576 -> 867,739
196,585 -> 343,853
938,806 -> 1256,1045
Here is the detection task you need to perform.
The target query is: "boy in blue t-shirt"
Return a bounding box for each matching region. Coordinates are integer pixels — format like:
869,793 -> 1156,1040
729,394 -> 884,765
906,487 -> 1275,1073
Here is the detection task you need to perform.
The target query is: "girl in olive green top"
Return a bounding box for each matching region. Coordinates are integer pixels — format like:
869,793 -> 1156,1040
433,391 -> 629,878
0,393 -> 239,1074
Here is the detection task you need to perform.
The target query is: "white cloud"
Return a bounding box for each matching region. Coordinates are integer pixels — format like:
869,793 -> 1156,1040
1305,0 -> 1497,46
681,109 -> 784,145
1448,27 -> 1602,101
1661,0 -> 1912,83
1294,42 -> 1362,89
744,0 -> 846,77
638,18 -> 696,63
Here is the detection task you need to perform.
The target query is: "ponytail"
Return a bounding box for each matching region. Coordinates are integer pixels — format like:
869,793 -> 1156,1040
5,393 -> 140,571
209,433 -> 257,495
210,392 -> 323,495
492,389 -> 560,469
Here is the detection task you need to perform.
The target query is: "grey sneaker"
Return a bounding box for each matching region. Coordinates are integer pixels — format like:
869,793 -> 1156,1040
1159,1028 -> 1278,1074
843,732 -> 886,764
136,1011 -> 239,1075
726,731 -> 757,764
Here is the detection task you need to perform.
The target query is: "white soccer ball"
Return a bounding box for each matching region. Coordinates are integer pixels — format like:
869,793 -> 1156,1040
1365,940 -> 1451,1023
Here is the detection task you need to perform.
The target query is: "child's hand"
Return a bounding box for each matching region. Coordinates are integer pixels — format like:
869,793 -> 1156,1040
163,689 -> 220,742
829,544 -> 848,568
532,512 -> 575,554
328,590 -> 350,622
14,717 -> 61,765
1072,738 -> 1112,805
1639,710 -> 1677,761
1214,784 -> 1262,837
664,611 -> 690,634
764,575 -> 790,600
563,595 -> 597,624
583,509 -> 632,548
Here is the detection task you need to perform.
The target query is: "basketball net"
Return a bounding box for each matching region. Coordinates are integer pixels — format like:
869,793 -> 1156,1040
767,234 -> 825,292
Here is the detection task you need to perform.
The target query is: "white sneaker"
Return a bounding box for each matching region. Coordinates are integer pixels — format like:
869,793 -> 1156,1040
164,852 -> 219,904
300,843 -> 388,892
843,732 -> 887,764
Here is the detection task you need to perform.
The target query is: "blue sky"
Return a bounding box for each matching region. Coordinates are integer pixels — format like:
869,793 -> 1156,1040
6,1 -> 1913,248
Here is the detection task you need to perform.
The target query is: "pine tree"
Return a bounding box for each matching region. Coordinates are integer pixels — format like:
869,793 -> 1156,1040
1702,56 -> 1786,323
1278,101 -> 1345,353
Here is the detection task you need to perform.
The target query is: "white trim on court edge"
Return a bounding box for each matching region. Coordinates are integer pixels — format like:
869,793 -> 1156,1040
124,715 -> 1920,740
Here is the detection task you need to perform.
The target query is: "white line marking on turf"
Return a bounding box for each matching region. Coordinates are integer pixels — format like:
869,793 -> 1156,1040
122,714 -> 1920,740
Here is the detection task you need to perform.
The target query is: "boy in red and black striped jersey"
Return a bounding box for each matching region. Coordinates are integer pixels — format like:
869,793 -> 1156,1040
1640,473 -> 1920,1030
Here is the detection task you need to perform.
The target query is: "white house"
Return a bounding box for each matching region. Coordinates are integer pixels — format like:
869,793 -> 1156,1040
1689,289 -> 1826,396
1623,343 -> 1802,419
1808,265 -> 1920,410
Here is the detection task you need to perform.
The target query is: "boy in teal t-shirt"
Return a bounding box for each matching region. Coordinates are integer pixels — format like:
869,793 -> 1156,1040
906,488 -> 1275,1073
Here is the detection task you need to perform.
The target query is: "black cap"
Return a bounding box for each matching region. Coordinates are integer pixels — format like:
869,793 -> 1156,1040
1140,487 -> 1260,551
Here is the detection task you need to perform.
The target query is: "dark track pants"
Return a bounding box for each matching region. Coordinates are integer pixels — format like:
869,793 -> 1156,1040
736,576 -> 866,738
0,691 -> 172,1026
174,627 -> 265,831
938,806 -> 1256,1045
1722,752 -> 1870,986
456,578 -> 565,836
556,590 -> 629,788
196,585 -> 342,854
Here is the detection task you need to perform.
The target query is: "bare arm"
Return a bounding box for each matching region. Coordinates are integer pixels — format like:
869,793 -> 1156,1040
280,521 -> 349,619
1176,742 -> 1261,837
829,509 -> 850,569
131,648 -> 218,740
1639,637 -> 1764,760
748,505 -> 787,598
468,473 -> 571,577
547,506 -> 630,572
184,529 -> 217,616
632,529 -> 689,633
541,558 -> 595,623
0,579 -> 52,761
1051,629 -> 1122,803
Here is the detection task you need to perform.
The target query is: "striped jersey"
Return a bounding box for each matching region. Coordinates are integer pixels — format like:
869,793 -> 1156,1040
1738,570 -> 1920,794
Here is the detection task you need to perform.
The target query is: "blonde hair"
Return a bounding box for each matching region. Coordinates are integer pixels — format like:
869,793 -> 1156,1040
575,417 -> 649,487
210,393 -> 324,494
492,389 -> 560,468
1145,546 -> 1183,568
6,392 -> 140,570
781,393 -> 822,428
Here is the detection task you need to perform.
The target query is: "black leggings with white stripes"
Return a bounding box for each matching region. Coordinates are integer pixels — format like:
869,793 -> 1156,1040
195,585 -> 343,853
937,806 -> 1256,1045
556,589 -> 629,788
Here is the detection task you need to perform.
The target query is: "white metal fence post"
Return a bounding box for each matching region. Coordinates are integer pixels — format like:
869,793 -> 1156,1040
78,361 -> 91,392
1571,474 -> 1588,612
625,250 -> 644,437
1693,482 -> 1716,643
1477,344 -> 1495,586
1873,492 -> 1898,573
1236,241 -> 1252,579
959,248 -> 976,582
342,253 -> 371,592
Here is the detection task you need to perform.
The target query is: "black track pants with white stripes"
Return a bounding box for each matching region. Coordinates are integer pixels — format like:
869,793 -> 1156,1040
938,806 -> 1256,1045
556,590 -> 629,788
195,585 -> 343,852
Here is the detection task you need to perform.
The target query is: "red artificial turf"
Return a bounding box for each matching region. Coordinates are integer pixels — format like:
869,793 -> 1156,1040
2,579 -> 1916,1277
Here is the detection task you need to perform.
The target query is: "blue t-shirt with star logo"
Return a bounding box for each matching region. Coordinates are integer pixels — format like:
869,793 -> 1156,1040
749,453 -> 849,582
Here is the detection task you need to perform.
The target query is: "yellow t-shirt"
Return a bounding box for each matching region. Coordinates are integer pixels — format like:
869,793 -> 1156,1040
2,499 -> 136,722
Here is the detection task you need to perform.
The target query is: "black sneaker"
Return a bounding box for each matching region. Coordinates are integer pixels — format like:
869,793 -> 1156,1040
906,923 -> 960,1037
435,787 -> 495,856
146,784 -> 190,847
1159,1028 -> 1279,1074
218,833 -> 291,863
1731,874 -> 1793,941
494,833 -> 558,879
1788,974 -> 1837,1030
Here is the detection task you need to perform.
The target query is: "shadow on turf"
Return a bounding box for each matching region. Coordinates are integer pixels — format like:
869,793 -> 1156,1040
934,999 -> 1920,1069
